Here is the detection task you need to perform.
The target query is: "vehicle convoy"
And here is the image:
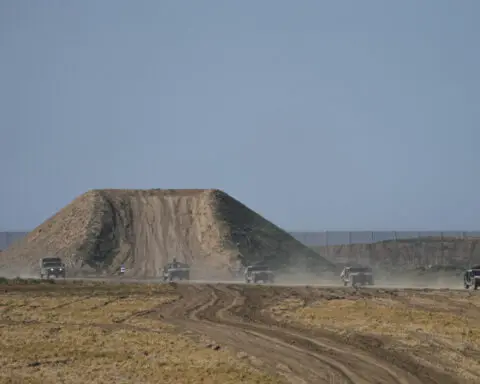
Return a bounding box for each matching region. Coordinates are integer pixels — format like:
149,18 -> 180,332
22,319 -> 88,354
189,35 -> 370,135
340,265 -> 374,287
162,259 -> 190,282
244,264 -> 275,284
39,257 -> 66,279
464,266 -> 480,290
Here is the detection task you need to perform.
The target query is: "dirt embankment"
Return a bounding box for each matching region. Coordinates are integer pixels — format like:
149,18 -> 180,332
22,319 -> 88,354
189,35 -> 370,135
0,189 -> 333,278
312,237 -> 480,270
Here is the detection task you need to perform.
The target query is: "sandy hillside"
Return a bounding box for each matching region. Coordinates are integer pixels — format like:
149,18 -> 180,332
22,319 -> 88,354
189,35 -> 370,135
312,236 -> 480,270
0,189 -> 333,278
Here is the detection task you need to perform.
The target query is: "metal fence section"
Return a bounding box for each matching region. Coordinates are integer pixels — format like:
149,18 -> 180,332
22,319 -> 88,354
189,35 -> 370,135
0,232 -> 29,250
289,231 -> 480,246
2,230 -> 480,251
290,231 -> 480,268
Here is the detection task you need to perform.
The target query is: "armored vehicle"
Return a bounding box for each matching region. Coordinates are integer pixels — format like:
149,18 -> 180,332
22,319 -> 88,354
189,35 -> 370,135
162,259 -> 190,282
40,257 -> 66,279
244,264 -> 275,284
340,265 -> 374,287
464,266 -> 480,290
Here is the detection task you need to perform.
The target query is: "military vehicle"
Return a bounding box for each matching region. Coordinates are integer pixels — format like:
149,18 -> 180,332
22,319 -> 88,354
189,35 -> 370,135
39,257 -> 66,279
244,264 -> 275,284
464,266 -> 480,290
162,259 -> 190,282
340,265 -> 374,287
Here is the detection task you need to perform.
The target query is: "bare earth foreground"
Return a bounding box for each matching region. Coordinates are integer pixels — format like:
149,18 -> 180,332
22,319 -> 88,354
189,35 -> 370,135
1,280 -> 480,384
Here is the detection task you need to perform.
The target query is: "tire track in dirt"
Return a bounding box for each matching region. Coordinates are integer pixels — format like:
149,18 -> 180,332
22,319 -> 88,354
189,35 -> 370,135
161,286 -> 345,383
204,285 -> 416,384
186,296 -> 341,383
188,286 -> 363,382
212,286 -> 413,384
232,285 -> 461,384
159,284 -> 433,384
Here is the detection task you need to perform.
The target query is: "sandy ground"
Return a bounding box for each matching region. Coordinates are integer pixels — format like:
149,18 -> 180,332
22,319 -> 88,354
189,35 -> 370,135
1,279 -> 479,383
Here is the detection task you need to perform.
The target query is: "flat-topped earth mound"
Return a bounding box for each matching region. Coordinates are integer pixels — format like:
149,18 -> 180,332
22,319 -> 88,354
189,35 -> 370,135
0,189 -> 333,278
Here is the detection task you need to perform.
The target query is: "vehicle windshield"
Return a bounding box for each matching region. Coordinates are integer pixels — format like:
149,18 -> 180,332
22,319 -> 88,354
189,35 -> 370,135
43,263 -> 62,268
250,266 -> 269,272
349,267 -> 371,273
168,263 -> 188,269
473,270 -> 480,276
43,258 -> 61,262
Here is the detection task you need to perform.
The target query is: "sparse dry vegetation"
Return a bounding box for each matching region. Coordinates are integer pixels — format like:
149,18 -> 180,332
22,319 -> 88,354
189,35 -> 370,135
2,280 -> 480,383
0,282 -> 284,384
269,289 -> 480,382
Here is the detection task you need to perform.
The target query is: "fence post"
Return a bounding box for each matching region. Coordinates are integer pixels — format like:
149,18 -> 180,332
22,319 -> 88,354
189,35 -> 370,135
325,230 -> 329,261
440,231 -> 444,265
370,231 -> 374,265
393,231 -> 398,267
348,231 -> 352,264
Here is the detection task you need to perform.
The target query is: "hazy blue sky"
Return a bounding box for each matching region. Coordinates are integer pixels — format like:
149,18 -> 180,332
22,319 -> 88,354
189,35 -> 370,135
1,0 -> 479,231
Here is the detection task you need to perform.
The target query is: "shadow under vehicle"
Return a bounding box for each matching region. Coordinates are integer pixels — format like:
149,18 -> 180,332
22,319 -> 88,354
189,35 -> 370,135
161,260 -> 190,282
40,257 -> 66,279
464,266 -> 480,290
340,265 -> 374,287
244,264 -> 275,284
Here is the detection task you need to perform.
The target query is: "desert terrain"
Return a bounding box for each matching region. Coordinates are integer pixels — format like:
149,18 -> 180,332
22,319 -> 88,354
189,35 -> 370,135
1,188 -> 478,383
1,278 -> 479,384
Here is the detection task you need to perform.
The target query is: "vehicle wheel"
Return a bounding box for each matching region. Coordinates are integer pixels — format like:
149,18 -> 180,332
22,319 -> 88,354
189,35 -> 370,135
475,284 -> 479,291
465,283 -> 470,289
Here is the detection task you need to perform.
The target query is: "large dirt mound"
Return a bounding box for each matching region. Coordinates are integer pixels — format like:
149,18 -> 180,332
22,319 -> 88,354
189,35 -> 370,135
0,189 -> 334,278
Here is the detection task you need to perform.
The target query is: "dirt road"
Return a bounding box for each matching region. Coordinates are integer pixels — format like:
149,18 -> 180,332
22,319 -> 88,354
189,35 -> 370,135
61,275 -> 466,291
154,283 -> 462,384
